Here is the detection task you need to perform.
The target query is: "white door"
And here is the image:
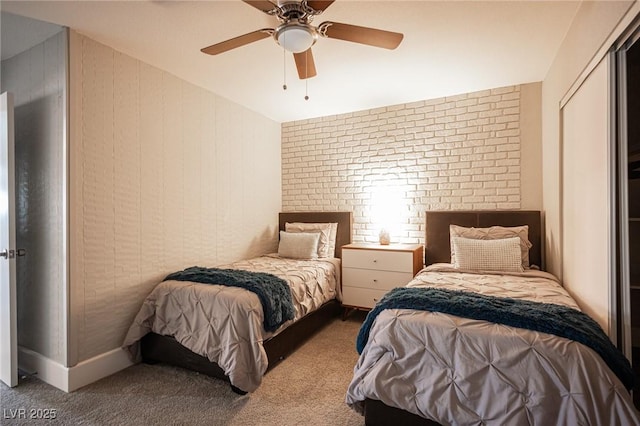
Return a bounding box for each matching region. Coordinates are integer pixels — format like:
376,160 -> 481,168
0,92 -> 17,387
561,57 -> 612,336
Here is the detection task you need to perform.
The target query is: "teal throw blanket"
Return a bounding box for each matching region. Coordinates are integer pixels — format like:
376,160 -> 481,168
164,266 -> 294,332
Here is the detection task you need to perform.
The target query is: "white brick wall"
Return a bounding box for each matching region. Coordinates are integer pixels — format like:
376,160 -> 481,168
282,86 -> 522,244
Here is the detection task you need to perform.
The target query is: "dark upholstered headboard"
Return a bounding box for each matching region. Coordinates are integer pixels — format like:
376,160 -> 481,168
279,212 -> 353,259
425,210 -> 543,269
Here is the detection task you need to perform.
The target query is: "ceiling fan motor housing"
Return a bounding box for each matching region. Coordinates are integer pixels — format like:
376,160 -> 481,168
274,1 -> 322,24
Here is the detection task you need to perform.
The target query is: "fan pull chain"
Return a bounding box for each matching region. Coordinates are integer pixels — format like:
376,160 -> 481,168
282,34 -> 287,90
304,49 -> 309,101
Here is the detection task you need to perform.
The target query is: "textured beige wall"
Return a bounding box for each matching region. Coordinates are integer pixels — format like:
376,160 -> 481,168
519,82 -> 542,210
282,84 -> 541,245
69,32 -> 281,364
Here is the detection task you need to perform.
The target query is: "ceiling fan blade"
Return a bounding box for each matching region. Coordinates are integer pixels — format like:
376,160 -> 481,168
201,29 -> 273,55
319,21 -> 403,50
306,0 -> 335,12
243,0 -> 278,14
294,49 -> 317,79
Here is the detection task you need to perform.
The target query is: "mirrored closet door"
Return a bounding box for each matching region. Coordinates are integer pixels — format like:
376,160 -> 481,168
616,21 -> 640,404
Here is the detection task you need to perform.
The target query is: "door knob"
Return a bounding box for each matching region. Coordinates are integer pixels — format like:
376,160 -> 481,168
0,249 -> 15,259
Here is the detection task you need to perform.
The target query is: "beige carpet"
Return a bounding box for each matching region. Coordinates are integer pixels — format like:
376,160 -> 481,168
0,312 -> 368,426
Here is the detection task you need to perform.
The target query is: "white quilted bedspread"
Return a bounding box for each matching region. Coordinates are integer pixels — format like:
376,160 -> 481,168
123,255 -> 340,392
346,264 -> 640,425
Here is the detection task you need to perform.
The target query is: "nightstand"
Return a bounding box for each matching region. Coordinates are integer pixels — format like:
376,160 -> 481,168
341,243 -> 424,311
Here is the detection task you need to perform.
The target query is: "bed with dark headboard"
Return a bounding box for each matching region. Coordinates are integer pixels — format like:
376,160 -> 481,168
127,211 -> 352,394
424,210 -> 542,268
349,210 -> 637,425
279,211 -> 353,258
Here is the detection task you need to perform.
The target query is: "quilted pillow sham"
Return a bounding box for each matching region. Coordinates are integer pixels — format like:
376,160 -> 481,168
278,231 -> 320,260
285,222 -> 338,258
452,236 -> 524,273
449,224 -> 533,268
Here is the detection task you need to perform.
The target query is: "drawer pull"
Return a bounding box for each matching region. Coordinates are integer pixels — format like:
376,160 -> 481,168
373,279 -> 378,282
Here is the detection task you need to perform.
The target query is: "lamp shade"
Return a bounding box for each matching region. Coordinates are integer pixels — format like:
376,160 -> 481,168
276,23 -> 316,53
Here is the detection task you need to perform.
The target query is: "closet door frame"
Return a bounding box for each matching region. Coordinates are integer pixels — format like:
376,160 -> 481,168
615,24 -> 640,362
615,43 -> 630,361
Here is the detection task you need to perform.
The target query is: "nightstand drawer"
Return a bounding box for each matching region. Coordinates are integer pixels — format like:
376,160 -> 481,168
343,268 -> 413,291
342,248 -> 414,273
342,287 -> 389,309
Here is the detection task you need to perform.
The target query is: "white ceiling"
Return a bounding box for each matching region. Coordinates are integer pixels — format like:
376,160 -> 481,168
1,1 -> 580,123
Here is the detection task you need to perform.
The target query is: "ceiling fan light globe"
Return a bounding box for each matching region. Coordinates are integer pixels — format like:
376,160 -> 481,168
277,25 -> 316,53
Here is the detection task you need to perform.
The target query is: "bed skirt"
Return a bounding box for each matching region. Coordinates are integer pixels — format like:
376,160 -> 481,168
364,399 -> 441,426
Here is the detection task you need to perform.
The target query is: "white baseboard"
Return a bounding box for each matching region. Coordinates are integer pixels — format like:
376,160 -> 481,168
18,346 -> 69,391
67,347 -> 134,391
18,346 -> 134,392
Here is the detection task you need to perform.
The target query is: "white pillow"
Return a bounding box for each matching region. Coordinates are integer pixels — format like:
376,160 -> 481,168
452,236 -> 524,273
326,222 -> 338,257
449,224 -> 533,268
285,222 -> 338,258
278,231 -> 320,260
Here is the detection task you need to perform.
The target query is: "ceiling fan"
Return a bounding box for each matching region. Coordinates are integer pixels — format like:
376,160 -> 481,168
200,0 -> 404,80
